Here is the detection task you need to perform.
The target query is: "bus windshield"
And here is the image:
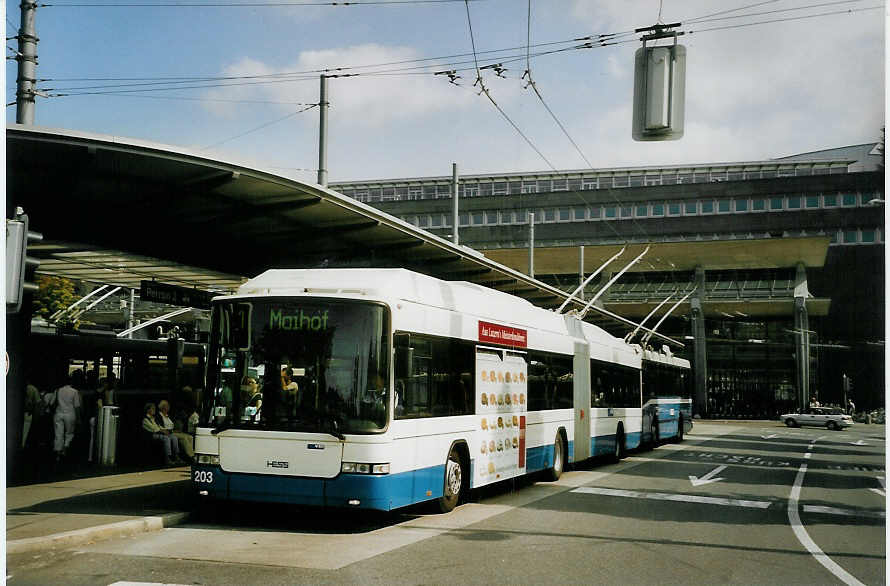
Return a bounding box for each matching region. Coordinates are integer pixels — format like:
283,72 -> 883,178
203,298 -> 389,434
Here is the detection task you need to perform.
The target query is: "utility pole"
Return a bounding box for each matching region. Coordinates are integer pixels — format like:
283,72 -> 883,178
317,74 -> 329,187
528,211 -> 535,278
15,0 -> 39,124
451,163 -> 459,245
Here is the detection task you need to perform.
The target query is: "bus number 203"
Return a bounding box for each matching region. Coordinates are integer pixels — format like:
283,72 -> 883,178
193,470 -> 214,483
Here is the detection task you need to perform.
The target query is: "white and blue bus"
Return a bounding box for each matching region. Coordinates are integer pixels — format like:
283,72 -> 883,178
192,268 -> 691,512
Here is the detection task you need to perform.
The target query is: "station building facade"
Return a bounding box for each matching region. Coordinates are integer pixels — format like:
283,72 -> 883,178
331,144 -> 885,418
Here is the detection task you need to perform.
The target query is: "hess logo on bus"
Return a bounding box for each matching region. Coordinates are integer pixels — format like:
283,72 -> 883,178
266,460 -> 289,469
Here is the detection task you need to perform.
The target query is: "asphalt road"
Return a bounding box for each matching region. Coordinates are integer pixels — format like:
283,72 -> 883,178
7,421 -> 886,585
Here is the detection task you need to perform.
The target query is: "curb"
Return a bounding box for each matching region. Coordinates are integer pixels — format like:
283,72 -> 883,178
7,511 -> 191,555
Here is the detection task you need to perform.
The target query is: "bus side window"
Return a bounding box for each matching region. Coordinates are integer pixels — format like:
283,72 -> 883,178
527,357 -> 548,410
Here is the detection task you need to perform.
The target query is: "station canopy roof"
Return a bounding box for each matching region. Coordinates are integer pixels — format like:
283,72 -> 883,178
7,125 -> 831,343
7,125 -> 684,345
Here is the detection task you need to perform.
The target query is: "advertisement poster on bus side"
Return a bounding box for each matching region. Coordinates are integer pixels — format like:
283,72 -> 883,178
474,351 -> 527,488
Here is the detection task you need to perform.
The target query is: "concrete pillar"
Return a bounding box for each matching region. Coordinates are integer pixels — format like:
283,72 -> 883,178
578,246 -> 585,301
691,266 -> 708,416
793,263 -> 810,410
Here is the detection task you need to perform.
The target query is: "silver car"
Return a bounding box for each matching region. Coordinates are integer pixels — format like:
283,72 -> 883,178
781,407 -> 854,430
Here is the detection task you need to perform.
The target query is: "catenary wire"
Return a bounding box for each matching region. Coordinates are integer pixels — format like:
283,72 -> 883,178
683,0 -> 779,23
201,103 -> 317,150
687,4 -> 881,34
42,0 -> 482,7
519,0 -> 630,245
42,5 -> 867,99
44,39 -> 596,92
686,0 -> 872,26
43,35 -> 589,83
53,92 -> 318,105
463,0 -> 555,171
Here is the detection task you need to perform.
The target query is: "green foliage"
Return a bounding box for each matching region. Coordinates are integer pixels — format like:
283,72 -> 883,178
32,275 -> 78,323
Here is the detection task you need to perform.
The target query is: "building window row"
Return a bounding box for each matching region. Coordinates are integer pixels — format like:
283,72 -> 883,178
831,227 -> 883,245
400,192 -> 876,228
337,165 -> 849,202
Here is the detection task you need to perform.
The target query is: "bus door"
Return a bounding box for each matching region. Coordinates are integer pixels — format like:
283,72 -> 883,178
473,347 -> 527,488
573,340 -> 591,462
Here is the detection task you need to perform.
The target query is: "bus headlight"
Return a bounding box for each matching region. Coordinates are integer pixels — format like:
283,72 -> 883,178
196,454 -> 220,465
341,462 -> 390,475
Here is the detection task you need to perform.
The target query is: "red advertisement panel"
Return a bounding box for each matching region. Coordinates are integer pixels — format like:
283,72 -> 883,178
478,320 -> 528,348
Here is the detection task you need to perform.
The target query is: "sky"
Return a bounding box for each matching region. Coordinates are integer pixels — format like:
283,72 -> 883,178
4,0 -> 886,182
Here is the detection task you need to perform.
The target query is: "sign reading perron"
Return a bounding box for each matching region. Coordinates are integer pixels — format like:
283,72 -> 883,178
140,280 -> 215,309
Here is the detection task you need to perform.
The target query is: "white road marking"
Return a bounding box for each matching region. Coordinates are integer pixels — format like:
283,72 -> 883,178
571,486 -> 770,509
850,440 -> 868,446
802,505 -> 885,519
788,448 -> 866,586
761,434 -> 778,439
804,452 -> 812,459
109,583 -> 192,585
872,476 -> 886,496
688,465 -> 727,487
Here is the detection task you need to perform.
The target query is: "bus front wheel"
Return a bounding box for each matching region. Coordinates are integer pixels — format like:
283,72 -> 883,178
547,432 -> 565,481
438,447 -> 463,513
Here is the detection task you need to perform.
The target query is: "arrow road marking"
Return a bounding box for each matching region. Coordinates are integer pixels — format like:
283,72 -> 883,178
689,465 -> 727,487
850,440 -> 868,446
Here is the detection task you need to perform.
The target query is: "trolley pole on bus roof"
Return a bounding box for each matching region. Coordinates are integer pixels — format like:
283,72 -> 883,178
15,0 -> 39,124
451,163 -> 459,245
317,74 -> 329,187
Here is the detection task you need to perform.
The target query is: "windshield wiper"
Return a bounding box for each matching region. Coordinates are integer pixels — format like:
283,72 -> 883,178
322,412 -> 346,440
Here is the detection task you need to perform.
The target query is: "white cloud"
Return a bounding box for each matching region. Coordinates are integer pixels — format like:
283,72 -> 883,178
606,54 -> 626,78
203,45 -> 481,128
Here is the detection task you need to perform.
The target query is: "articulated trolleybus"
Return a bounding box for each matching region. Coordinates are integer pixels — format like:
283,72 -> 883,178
192,269 -> 691,512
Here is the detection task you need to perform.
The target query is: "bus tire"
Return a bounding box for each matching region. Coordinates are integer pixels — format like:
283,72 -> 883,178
437,446 -> 464,513
547,431 -> 566,481
675,416 -> 684,443
612,425 -> 625,462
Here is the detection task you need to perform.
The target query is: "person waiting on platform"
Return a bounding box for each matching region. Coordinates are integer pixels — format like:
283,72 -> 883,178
53,370 -> 83,466
156,400 -> 194,462
142,402 -> 182,466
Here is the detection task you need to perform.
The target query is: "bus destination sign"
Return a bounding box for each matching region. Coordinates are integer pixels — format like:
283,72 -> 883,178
478,320 -> 527,348
140,281 -> 215,309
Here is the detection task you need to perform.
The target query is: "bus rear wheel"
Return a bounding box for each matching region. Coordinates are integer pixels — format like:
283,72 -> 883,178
547,432 -> 565,481
650,419 -> 660,448
437,447 -> 463,513
675,417 -> 684,443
